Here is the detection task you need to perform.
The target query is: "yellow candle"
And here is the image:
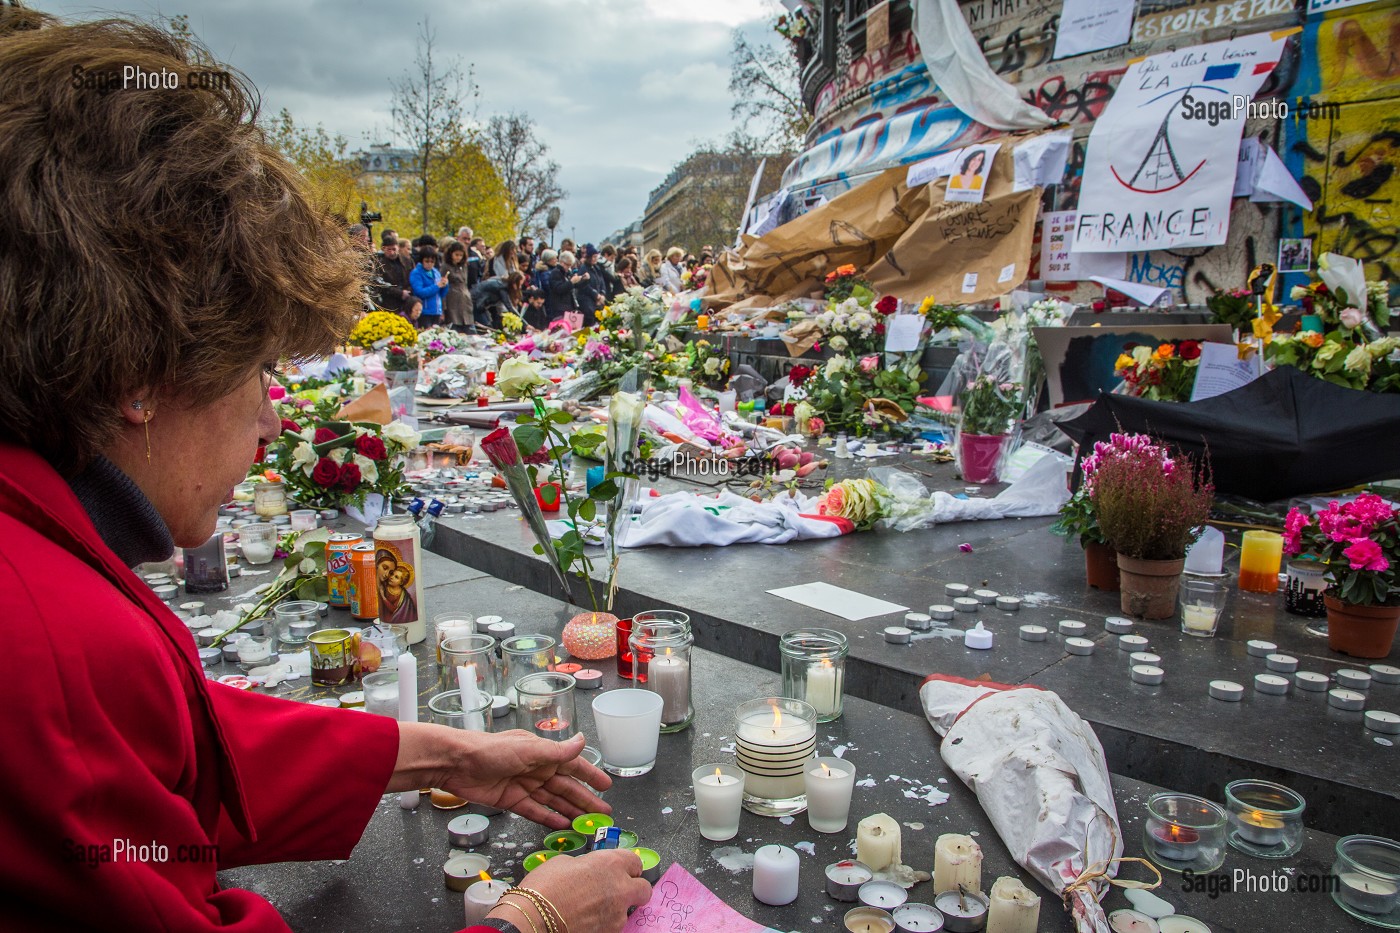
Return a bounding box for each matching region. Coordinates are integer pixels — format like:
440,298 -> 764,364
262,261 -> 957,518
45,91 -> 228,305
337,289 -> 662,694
1239,530 -> 1283,593
933,833 -> 983,894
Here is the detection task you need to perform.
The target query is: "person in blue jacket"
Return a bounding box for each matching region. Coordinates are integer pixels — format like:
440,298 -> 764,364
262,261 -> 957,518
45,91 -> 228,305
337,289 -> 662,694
409,245 -> 448,329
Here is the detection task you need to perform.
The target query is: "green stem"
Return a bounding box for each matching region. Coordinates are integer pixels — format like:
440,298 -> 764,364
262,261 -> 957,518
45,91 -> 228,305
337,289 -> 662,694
541,417 -> 600,614
210,574 -> 309,647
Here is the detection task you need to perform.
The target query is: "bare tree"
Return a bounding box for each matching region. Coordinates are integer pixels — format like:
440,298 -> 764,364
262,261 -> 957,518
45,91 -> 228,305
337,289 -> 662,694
729,30 -> 812,153
390,18 -> 478,235
479,113 -> 567,238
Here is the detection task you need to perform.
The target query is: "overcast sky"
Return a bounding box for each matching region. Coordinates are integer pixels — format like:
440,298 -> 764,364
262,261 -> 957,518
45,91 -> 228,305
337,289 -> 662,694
36,0 -> 779,243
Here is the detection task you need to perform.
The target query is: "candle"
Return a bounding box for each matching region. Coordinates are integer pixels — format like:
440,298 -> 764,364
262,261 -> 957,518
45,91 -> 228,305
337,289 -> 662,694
891,903 -> 945,932
542,830 -> 588,852
933,888 -> 989,933
952,597 -> 979,613
859,880 -> 908,910
1131,665 -> 1165,686
463,874 -> 510,924
844,907 -> 896,933
443,853 -> 490,892
574,668 -> 603,689
825,860 -> 874,902
1337,669 -> 1373,690
693,764 -> 745,841
735,702 -> 817,804
884,626 -> 912,644
1265,653 -> 1298,673
1157,916 -> 1214,933
805,758 -> 857,834
1181,604 -> 1218,634
856,814 -> 902,872
572,813 -> 613,836
1149,822 -> 1201,861
555,662 -> 583,675
1058,620 -> 1086,636
1105,616 -> 1134,634
1233,810 -> 1285,846
973,589 -> 998,604
945,584 -> 970,597
1254,674 -> 1290,696
648,648 -> 690,724
1329,688 -> 1366,711
986,876 -> 1039,933
1365,711 -> 1400,735
752,844 -> 800,906
523,850 -> 559,873
631,846 -> 662,884
1246,639 -> 1277,657
1119,634 -> 1150,652
534,716 -> 572,738
1209,680 -> 1244,702
1371,664 -> 1400,685
447,813 -> 491,848
1108,909 -> 1160,933
1239,530 -> 1283,593
964,623 -> 993,650
933,834 -> 982,895
1065,637 -> 1095,656
1017,624 -> 1047,642
397,653 -> 420,810
806,659 -> 842,716
1337,871 -> 1400,915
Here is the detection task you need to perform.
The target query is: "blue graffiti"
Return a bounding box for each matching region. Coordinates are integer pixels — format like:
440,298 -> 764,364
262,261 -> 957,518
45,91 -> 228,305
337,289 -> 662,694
1128,252 -> 1186,289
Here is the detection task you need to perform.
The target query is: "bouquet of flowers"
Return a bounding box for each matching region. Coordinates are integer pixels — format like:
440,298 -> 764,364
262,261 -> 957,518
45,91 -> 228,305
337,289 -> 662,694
686,339 -> 730,389
571,289 -> 681,398
382,342 -> 419,372
1090,435 -> 1212,562
256,418 -> 420,509
348,310 -> 418,350
815,478 -> 888,531
1206,287 -> 1255,333
824,264 -> 871,303
959,374 -> 1021,436
1114,340 -> 1203,402
681,263 -> 712,294
1284,493 -> 1399,606
417,325 -> 473,361
500,312 -> 525,338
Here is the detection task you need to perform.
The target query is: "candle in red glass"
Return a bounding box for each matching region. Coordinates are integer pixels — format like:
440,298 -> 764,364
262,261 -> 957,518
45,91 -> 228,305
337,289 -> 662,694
615,618 -> 635,679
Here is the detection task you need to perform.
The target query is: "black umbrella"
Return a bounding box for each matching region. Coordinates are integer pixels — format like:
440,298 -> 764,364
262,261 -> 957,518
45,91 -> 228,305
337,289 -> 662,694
1060,366 -> 1400,501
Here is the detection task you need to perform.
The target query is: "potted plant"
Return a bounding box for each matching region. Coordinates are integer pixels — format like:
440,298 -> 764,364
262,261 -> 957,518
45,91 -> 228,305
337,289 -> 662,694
1090,435 -> 1213,619
957,374 -> 1021,484
1052,488 -> 1118,591
1284,494 -> 1400,658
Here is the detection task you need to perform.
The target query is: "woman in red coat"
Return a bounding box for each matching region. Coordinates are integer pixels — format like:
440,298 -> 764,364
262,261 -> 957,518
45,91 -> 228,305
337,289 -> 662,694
0,10 -> 650,933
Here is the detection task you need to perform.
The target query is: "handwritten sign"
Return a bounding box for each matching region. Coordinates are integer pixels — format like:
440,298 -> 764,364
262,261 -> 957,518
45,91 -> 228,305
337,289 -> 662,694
622,864 -> 784,933
1040,211 -> 1125,282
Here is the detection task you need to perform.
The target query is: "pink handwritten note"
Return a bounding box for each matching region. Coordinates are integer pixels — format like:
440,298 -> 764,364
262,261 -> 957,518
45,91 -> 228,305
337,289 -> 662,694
622,863 -> 785,933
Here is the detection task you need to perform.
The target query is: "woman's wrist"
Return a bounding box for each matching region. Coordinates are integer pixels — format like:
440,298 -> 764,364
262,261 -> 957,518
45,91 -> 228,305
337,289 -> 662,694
387,721 -> 468,792
490,895 -> 549,933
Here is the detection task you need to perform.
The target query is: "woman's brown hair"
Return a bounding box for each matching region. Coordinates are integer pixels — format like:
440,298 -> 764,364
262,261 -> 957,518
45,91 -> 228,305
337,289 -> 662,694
0,9 -> 364,473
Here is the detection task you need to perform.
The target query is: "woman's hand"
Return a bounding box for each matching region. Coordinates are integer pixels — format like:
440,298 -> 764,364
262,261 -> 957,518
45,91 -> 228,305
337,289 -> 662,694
489,850 -> 652,933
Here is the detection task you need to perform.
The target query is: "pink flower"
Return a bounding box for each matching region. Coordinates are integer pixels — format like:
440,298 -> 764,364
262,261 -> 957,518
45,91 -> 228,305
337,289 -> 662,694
859,355 -> 879,374
268,385 -> 286,401
805,416 -> 825,437
1339,307 -> 1364,329
819,485 -> 846,517
1283,509 -> 1311,555
1344,538 -> 1389,572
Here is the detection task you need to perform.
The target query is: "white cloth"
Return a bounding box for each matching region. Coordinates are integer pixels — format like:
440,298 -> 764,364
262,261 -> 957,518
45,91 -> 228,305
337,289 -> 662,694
621,490 -> 848,548
912,0 -> 1055,131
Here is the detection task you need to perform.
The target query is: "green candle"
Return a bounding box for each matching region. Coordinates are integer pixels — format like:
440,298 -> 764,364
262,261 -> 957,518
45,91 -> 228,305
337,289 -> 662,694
542,830 -> 588,852
631,847 -> 660,871
616,830 -> 639,849
523,850 -> 560,872
572,813 -> 614,836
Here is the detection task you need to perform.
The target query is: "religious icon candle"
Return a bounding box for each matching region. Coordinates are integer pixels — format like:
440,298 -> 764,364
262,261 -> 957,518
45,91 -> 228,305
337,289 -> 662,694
805,757 -> 857,833
986,876 -> 1040,933
692,764 -> 745,841
856,813 -> 902,873
933,834 -> 983,895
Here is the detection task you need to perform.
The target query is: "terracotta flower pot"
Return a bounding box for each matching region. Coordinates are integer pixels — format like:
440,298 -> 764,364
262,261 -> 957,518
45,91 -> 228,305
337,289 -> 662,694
1116,554 -> 1185,619
562,611 -> 620,660
1084,540 -> 1120,591
959,433 -> 1008,484
1324,595 -> 1400,659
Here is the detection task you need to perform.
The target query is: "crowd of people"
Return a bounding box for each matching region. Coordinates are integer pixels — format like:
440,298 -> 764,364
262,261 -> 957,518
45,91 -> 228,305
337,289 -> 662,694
366,224 -> 719,334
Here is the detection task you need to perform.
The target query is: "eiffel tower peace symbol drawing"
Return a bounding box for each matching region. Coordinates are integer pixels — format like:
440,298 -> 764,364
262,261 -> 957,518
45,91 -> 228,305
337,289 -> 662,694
1109,88 -> 1209,194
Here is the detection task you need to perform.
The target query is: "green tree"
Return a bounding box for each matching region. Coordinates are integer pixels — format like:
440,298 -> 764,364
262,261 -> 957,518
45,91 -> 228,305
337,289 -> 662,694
366,122 -> 514,244
264,108 -> 371,222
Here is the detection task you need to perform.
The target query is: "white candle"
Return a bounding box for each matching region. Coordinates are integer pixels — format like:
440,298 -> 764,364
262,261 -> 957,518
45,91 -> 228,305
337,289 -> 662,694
752,844 -> 800,906
806,659 -> 842,717
648,649 -> 690,724
804,757 -> 856,834
693,765 -> 745,841
463,877 -> 510,924
456,664 -> 487,732
735,706 -> 816,801
890,903 -> 944,932
1108,909 -> 1160,933
1338,872 -> 1400,915
1233,810 -> 1284,846
933,834 -> 982,895
856,813 -> 902,872
1181,604 -> 1218,633
986,876 -> 1040,933
397,653 -> 420,809
1158,916 -> 1214,933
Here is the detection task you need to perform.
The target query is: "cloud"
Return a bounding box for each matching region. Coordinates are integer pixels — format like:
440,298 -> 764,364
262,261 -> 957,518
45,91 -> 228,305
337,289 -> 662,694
35,0 -> 779,241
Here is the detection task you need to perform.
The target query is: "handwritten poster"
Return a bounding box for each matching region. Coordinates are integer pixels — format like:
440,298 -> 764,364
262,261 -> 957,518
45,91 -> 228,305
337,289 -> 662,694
1054,0 -> 1136,59
1040,211 -> 1126,282
1071,31 -> 1291,253
622,864 -> 785,933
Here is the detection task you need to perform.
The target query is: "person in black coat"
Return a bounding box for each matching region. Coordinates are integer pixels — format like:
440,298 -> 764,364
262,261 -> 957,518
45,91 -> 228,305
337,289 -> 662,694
573,244 -> 608,327
371,235 -> 411,313
471,272 -> 524,331
545,251 -> 583,323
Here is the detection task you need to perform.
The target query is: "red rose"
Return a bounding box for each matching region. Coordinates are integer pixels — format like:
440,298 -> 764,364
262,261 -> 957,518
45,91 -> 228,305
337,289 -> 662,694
337,463 -> 362,493
310,457 -> 341,487
874,321 -> 886,335
788,364 -> 813,387
313,427 -> 339,445
355,434 -> 388,461
1178,340 -> 1202,361
280,418 -> 301,434
875,295 -> 898,315
783,402 -> 796,416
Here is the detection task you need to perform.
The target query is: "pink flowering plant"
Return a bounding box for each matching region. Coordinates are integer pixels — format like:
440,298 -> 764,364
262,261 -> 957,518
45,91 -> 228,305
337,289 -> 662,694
1089,434 -> 1213,561
1284,493 -> 1399,606
1054,433 -> 1175,546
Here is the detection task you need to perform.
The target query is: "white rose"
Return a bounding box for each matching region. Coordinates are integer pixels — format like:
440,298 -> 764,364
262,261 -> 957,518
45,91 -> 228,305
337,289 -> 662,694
703,357 -> 721,375
329,447 -> 349,465
823,356 -> 848,378
829,336 -> 848,351
382,420 -> 421,449
353,453 -> 379,485
291,442 -> 317,471
1344,345 -> 1373,375
497,357 -> 548,397
1290,285 -> 1308,300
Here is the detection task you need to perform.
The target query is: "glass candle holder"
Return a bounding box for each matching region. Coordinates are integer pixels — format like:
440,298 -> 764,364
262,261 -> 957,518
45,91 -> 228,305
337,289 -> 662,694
289,508 -> 319,532
1144,792 -> 1228,874
692,763 -> 745,841
591,689 -> 664,777
182,532 -> 229,594
238,522 -> 278,565
805,756 -> 857,833
516,672 -> 578,741
1285,559 -> 1330,619
272,600 -> 321,646
734,697 -> 818,817
630,618 -> 694,733
1180,578 -> 1227,638
429,689 -> 494,733
1332,835 -> 1400,927
499,635 -> 556,707
434,613 -> 478,664
362,670 -> 400,718
253,481 -> 288,517
1239,530 -> 1284,593
236,634 -> 274,671
780,628 -> 849,722
615,617 -> 635,679
441,634 -> 498,696
1225,779 -> 1305,859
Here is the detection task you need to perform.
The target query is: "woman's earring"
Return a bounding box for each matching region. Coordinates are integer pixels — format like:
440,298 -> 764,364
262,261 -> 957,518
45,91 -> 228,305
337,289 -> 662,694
143,411 -> 152,463
132,400 -> 143,410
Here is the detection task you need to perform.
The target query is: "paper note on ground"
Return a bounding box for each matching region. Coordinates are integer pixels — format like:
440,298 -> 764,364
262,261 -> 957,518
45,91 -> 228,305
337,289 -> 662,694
623,864 -> 784,933
767,581 -> 909,621
1190,341 -> 1261,401
884,313 -> 924,352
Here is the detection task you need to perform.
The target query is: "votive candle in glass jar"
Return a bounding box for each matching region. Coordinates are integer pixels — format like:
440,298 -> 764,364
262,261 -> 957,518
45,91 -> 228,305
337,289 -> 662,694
289,508 -> 318,532
630,618 -> 693,733
1225,779 -> 1305,859
362,670 -> 400,718
780,628 -> 849,722
238,522 -> 278,565
804,756 -> 857,833
1179,578 -> 1227,638
615,616 -> 635,679
1284,559 -> 1329,618
692,763 -> 745,841
1332,835 -> 1400,925
253,481 -> 288,518
273,600 -> 320,645
734,697 -> 817,817
1239,530 -> 1284,593
237,635 -> 274,671
442,633 -> 497,696
516,672 -> 578,741
1144,793 -> 1227,874
499,635 -> 556,708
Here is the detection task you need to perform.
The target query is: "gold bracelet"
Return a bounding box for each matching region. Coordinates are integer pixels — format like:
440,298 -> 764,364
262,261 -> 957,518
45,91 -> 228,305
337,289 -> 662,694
495,899 -> 542,933
501,891 -> 556,933
507,887 -> 567,933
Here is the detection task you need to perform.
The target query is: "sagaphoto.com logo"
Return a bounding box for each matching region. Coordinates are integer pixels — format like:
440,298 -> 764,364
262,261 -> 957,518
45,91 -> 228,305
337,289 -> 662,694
72,64 -> 232,95
1176,93 -> 1340,126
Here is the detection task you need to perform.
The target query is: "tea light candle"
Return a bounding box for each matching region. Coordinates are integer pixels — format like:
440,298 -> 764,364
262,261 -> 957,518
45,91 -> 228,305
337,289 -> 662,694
1254,674 -> 1290,696
1130,651 -> 1162,666
1131,665 -> 1164,686
964,623 -> 993,650
197,647 -> 221,668
1108,909 -> 1160,933
891,903 -> 945,933
845,907 -> 897,933
447,813 -> 491,848
572,813 -> 613,836
905,613 -> 933,632
486,621 -> 516,643
1370,664 -> 1400,685
1065,637 -> 1095,656
1181,603 -> 1218,635
1233,810 -> 1285,846
1211,680 -> 1244,702
152,584 -> 178,602
1295,671 -> 1329,692
986,876 -> 1040,933
1330,689 -> 1366,711
929,605 -> 956,622
805,757 -> 857,833
1337,669 -> 1373,690
491,695 -> 510,719
856,813 -> 902,872
340,690 -> 365,708
1057,620 -> 1086,637
884,627 -> 912,645
752,844 -> 800,906
463,875 -> 510,924
1119,634 -> 1150,652
995,596 -> 1020,612
945,584 -> 970,598
443,853 -> 490,892
826,860 -> 874,902
574,669 -> 603,690
859,880 -> 908,910
1105,616 -> 1134,634
1338,872 -> 1400,915
973,589 -> 998,605
542,830 -> 588,852
1157,916 -> 1213,933
693,765 -> 745,841
1265,654 -> 1298,673
1149,822 -> 1201,860
933,834 -> 982,895
1365,711 -> 1400,735
1246,639 -> 1277,657
952,597 -> 979,613
555,663 -> 583,675
180,600 -> 205,616
196,628 -> 221,647
933,888 -> 989,933
522,850 -> 560,873
631,847 -> 662,884
1018,625 -> 1047,642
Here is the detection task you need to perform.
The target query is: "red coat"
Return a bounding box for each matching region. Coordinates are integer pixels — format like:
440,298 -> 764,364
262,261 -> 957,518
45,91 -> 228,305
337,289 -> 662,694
0,444 -> 422,930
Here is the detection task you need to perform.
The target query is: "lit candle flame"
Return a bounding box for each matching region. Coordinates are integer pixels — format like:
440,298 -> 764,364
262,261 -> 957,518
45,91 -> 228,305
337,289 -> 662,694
821,763 -> 831,777
821,659 -> 832,670
770,704 -> 783,734
665,647 -> 673,658
479,870 -> 493,883
714,767 -> 723,780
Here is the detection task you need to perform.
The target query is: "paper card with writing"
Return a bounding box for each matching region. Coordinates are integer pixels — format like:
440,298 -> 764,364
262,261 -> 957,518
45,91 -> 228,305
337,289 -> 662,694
884,314 -> 924,352
1072,32 -> 1290,252
907,148 -> 964,189
1054,0 -> 1136,59
1013,131 -> 1072,191
962,272 -> 979,293
1040,211 -> 1126,282
622,864 -> 784,933
1190,341 -> 1261,401
945,144 -> 999,204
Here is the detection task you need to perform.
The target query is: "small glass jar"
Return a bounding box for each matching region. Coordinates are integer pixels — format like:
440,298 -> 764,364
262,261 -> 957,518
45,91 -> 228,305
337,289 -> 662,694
238,522 -> 278,565
1179,578 -> 1227,638
1143,792 -> 1228,874
1225,779 -> 1306,859
615,616 -> 635,680
273,600 -> 320,645
182,532 -> 229,594
499,635 -> 556,707
516,672 -> 579,741
253,481 -> 288,518
442,634 -> 498,696
630,618 -> 694,733
1285,559 -> 1329,619
236,634 -> 275,671
780,628 -> 849,722
429,689 -> 494,733
1332,835 -> 1400,927
434,613 -> 478,665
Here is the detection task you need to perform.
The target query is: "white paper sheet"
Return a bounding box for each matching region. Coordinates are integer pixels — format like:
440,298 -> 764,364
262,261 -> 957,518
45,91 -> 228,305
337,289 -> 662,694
766,582 -> 909,621
1040,211 -> 1126,282
906,148 -> 964,189
1013,131 -> 1072,191
884,314 -> 925,352
1090,275 -> 1174,307
1053,0 -> 1136,59
1190,341 -> 1262,401
1250,145 -> 1314,210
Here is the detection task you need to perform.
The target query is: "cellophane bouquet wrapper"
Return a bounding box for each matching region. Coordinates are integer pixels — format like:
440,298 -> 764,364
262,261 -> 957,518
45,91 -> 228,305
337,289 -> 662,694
480,425 -> 572,594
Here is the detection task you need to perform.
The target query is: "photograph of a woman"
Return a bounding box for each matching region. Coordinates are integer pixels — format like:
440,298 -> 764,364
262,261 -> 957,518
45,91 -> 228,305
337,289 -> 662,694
949,149 -> 987,191
945,144 -> 998,204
